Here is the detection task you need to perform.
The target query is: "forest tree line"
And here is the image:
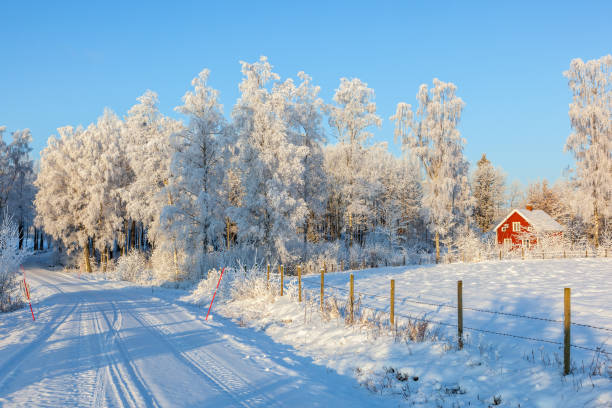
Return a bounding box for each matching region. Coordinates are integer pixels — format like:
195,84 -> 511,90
2,55 -> 610,277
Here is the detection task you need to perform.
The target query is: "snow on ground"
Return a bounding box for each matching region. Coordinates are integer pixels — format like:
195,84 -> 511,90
0,252 -> 388,407
215,258 -> 612,407
3,253 -> 610,407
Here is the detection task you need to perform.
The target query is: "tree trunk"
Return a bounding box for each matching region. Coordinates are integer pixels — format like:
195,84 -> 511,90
435,231 -> 440,264
103,247 -> 108,273
174,248 -> 179,281
166,189 -> 180,280
18,221 -> 24,250
39,232 -> 44,251
83,245 -> 92,273
131,220 -> 136,252
33,228 -> 38,251
227,218 -> 231,250
123,219 -> 128,254
593,205 -> 600,248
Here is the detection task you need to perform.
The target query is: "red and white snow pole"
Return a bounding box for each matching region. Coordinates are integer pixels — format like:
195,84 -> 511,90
205,267 -> 225,321
21,265 -> 35,321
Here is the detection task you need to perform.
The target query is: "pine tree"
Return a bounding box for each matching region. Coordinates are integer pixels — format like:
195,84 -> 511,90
473,154 -> 505,233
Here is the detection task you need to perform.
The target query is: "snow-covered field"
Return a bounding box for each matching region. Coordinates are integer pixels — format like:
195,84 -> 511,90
219,258 -> 612,407
0,253 -> 387,407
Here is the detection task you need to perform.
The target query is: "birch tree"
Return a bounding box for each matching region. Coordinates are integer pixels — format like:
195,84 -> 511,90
231,57 -> 313,263
123,90 -> 182,246
36,110 -> 130,272
392,79 -> 470,262
564,55 -> 612,246
163,69 -> 228,275
278,72 -> 328,249
0,128 -> 35,248
327,78 -> 382,245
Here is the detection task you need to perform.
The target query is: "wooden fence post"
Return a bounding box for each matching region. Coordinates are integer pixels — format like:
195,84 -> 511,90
349,274 -> 354,324
298,265 -> 302,302
564,287 -> 571,375
521,247 -> 524,260
280,264 -> 284,296
499,250 -> 502,260
542,251 -> 544,260
267,264 -> 270,289
585,249 -> 588,258
390,279 -> 395,326
320,269 -> 324,311
563,250 -> 566,259
458,280 -> 463,350
341,259 -> 344,271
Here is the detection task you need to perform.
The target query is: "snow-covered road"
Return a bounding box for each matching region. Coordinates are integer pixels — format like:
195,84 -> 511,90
0,255 -> 385,407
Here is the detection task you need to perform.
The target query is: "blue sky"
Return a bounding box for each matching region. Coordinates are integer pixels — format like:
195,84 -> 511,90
1,1 -> 611,186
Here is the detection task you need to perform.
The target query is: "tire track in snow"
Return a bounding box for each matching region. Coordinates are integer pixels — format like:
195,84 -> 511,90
0,296 -> 80,393
82,280 -> 162,408
126,308 -> 255,408
0,271 -> 109,407
128,301 -> 279,408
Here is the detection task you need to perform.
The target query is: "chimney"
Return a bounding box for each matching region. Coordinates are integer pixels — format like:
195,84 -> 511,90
526,205 -> 533,211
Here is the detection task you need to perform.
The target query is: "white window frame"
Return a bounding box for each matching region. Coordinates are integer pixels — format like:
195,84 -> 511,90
522,239 -> 530,248
501,224 -> 508,232
504,238 -> 512,247
512,222 -> 521,232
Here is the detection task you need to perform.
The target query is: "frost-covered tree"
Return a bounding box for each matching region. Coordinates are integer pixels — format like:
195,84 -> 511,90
231,57 -> 313,263
564,55 -> 612,247
506,180 -> 524,209
394,156 -> 424,244
36,110 -> 131,272
0,128 -> 35,248
392,79 -> 471,262
283,72 -> 327,247
123,90 -> 182,247
163,69 -> 228,275
472,154 -> 505,233
525,179 -> 564,219
0,126 -> 10,216
0,216 -> 28,312
326,78 -> 382,245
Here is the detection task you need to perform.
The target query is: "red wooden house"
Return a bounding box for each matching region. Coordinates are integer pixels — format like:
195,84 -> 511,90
494,206 -> 564,248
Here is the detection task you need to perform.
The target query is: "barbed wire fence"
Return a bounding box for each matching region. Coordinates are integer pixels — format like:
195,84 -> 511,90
263,265 -> 611,377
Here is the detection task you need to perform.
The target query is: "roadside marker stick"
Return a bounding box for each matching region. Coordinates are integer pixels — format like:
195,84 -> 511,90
21,265 -> 35,321
205,267 -> 225,321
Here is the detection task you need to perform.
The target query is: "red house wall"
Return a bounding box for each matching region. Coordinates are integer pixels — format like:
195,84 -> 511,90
496,211 -> 536,246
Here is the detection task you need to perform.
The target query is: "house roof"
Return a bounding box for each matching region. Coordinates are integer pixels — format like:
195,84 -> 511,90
493,208 -> 564,233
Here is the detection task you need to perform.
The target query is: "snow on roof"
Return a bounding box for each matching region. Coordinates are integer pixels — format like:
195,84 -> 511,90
519,209 -> 564,231
494,208 -> 564,232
